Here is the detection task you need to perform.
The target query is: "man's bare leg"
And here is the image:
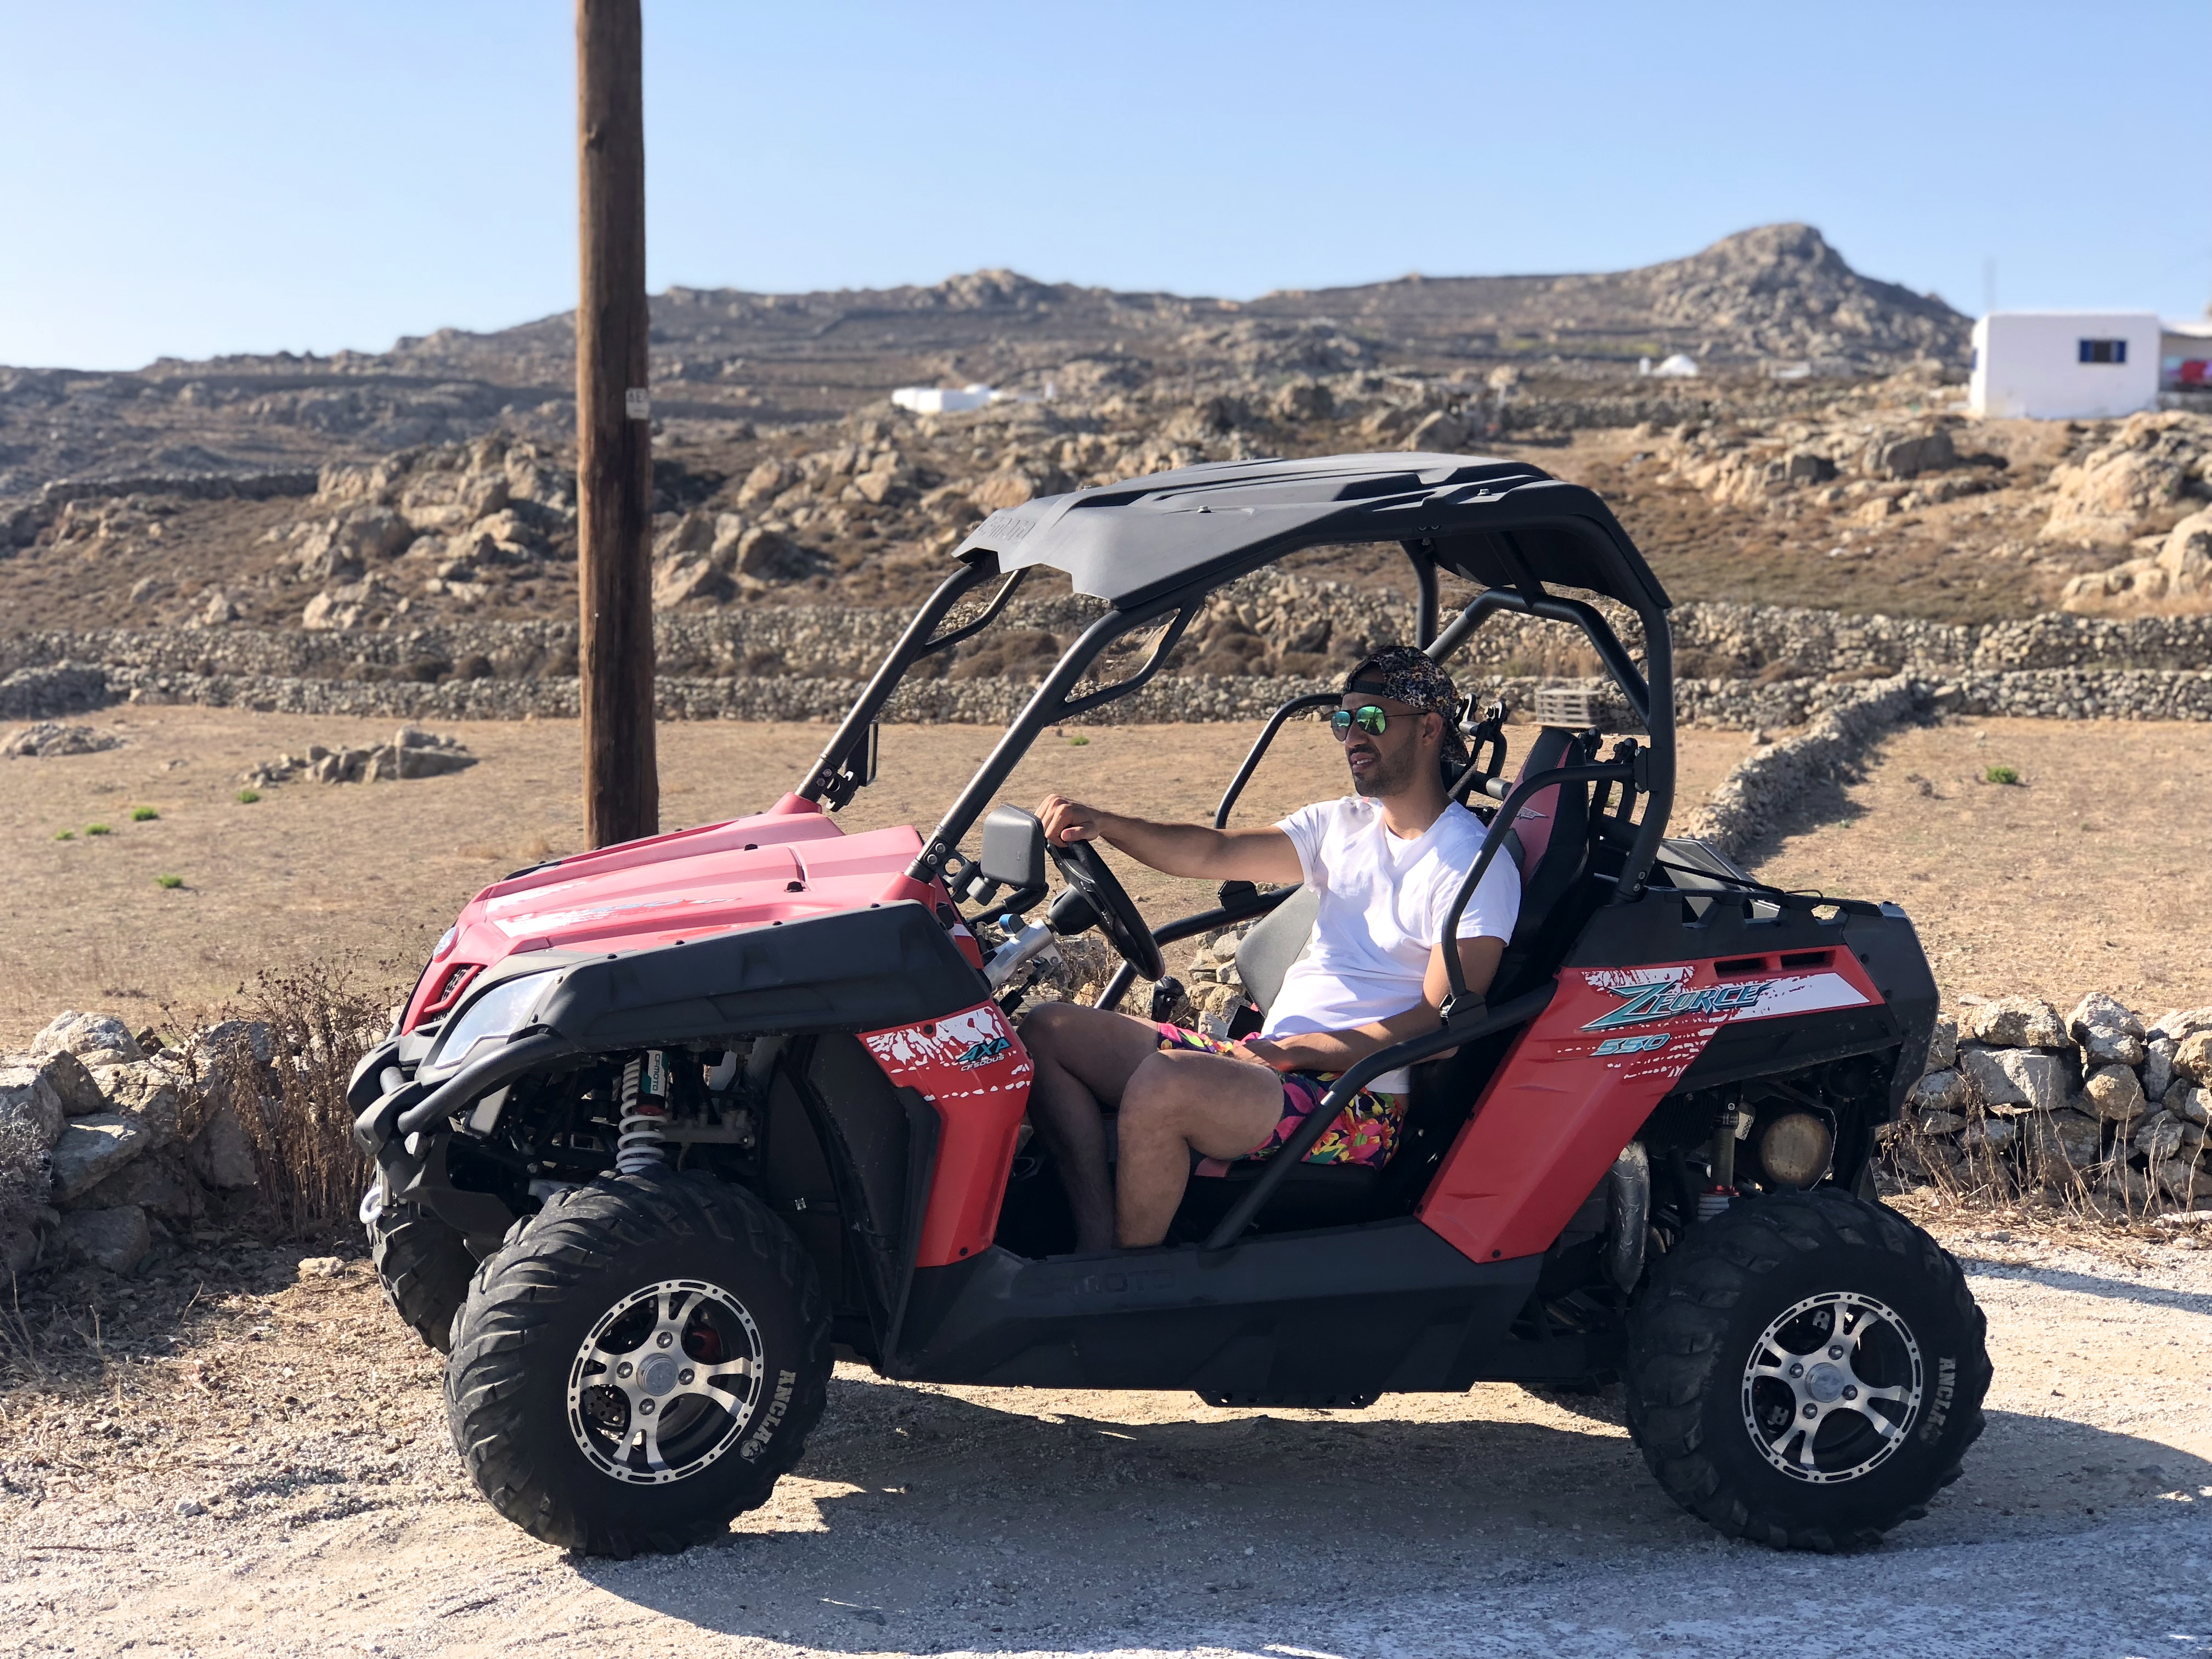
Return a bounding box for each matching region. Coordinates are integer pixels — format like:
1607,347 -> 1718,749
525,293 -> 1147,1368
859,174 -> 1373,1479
1017,1001 -> 1170,1253
1115,1049 -> 1285,1247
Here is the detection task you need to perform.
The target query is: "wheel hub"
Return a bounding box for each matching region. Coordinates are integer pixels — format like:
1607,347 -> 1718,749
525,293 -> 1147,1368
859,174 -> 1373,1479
565,1277 -> 764,1486
1740,1291 -> 1923,1485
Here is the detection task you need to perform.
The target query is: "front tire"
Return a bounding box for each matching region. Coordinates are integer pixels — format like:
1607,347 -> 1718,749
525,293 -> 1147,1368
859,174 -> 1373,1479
367,1200 -> 473,1354
444,1170 -> 831,1556
1624,1190 -> 1989,1551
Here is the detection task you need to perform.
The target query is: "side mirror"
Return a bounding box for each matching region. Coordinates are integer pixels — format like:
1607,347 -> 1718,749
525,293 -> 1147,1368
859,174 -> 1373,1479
975,805 -> 1049,913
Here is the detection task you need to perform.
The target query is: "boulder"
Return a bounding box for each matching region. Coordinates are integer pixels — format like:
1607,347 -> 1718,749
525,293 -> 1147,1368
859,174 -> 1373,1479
67,1144 -> 205,1221
185,1099 -> 258,1190
2132,1112 -> 2187,1163
2157,1156 -> 2212,1202
2103,1166 -> 2158,1209
2152,1007 -> 2212,1042
49,1114 -> 151,1200
1915,1109 -> 1967,1136
29,1011 -> 143,1063
2,722 -> 121,759
1962,1115 -> 2018,1152
1964,998 -> 2069,1050
2158,509 -> 2212,597
2143,1037 -> 2180,1104
2079,1063 -> 2149,1122
1911,1069 -> 1966,1114
969,471 -> 1038,513
29,1049 -> 105,1115
1926,1015 -> 1959,1074
1960,1045 -> 2071,1114
2176,1030 -> 2212,1083
735,458 -> 792,509
2079,1026 -> 2147,1068
59,1205 -> 149,1274
91,1062 -> 179,1151
2022,1110 -> 2105,1173
733,527 -> 811,582
2169,1085 -> 2212,1128
2070,992 -> 2146,1042
0,1064 -> 64,1152
651,554 -> 732,608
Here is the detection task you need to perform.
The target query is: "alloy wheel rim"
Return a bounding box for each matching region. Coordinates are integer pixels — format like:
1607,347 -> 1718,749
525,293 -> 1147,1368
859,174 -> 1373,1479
565,1277 -> 764,1486
1739,1290 -> 1923,1485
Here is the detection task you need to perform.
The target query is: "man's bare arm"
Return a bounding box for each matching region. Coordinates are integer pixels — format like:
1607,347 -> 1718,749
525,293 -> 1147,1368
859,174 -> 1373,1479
1237,936 -> 1505,1074
1035,794 -> 1303,885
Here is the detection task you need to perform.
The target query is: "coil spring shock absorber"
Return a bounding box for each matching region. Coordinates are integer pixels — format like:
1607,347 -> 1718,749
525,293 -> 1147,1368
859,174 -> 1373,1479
616,1051 -> 670,1175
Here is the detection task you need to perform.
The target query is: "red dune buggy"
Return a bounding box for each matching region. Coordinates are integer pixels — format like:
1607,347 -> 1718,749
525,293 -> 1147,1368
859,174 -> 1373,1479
351,451 -> 1988,1556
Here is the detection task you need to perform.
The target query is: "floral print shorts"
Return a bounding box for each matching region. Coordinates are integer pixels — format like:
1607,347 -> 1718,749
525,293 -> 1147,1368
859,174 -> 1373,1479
1153,1022 -> 1408,1173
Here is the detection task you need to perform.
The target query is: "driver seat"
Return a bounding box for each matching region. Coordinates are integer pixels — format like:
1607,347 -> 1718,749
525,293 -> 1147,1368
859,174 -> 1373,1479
1168,729 -> 1599,1239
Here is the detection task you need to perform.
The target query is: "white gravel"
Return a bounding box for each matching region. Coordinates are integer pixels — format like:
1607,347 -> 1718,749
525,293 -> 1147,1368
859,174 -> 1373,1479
4,1227 -> 2211,1657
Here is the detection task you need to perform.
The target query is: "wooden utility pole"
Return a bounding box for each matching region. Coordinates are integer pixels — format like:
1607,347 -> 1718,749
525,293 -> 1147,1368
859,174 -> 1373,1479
575,0 -> 658,847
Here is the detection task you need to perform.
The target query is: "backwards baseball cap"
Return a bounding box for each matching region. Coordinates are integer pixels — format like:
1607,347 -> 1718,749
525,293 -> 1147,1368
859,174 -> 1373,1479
1344,644 -> 1469,770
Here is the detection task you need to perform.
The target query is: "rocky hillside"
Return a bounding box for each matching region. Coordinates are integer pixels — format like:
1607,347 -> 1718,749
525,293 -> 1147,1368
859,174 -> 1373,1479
0,224 -> 1963,501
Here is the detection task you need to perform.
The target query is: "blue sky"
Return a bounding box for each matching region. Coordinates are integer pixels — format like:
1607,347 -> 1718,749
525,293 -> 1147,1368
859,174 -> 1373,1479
2,1 -> 2206,370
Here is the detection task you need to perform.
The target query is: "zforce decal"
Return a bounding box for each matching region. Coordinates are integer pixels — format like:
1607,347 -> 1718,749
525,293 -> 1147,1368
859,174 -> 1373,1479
1581,970 -> 1871,1032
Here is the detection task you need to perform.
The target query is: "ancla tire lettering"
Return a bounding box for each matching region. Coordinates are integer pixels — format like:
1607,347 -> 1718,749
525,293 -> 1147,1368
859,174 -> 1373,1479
741,1369 -> 798,1461
1922,1356 -> 1956,1441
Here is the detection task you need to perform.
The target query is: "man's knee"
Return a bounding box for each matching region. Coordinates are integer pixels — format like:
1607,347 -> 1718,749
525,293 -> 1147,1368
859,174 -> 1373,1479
1018,998 -> 1083,1056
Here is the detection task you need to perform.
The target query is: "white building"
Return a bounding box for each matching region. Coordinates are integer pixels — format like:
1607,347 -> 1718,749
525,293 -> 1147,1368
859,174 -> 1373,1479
1968,311 -> 2161,419
890,383 -> 997,414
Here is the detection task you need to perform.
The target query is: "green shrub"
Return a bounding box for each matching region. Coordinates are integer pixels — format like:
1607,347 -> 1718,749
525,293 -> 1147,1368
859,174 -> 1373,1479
1983,765 -> 2021,786
1067,734 -> 1090,746
131,806 -> 160,822
155,873 -> 184,890
236,788 -> 261,804
53,830 -> 74,842
84,823 -> 111,836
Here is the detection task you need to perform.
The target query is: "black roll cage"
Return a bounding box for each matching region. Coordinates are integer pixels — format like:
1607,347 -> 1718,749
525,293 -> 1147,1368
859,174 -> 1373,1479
797,533 -> 1676,919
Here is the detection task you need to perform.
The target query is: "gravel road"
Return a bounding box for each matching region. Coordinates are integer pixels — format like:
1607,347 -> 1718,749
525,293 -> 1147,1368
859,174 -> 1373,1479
4,1220 -> 2210,1658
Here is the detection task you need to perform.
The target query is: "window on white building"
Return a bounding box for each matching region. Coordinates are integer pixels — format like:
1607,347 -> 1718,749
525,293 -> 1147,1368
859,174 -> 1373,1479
2078,338 -> 2128,365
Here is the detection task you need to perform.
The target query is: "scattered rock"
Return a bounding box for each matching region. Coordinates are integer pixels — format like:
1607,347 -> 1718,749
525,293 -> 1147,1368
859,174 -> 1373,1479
1959,1045 -> 2071,1114
1964,997 -> 2069,1051
59,1204 -> 150,1273
1925,1015 -> 1959,1073
2,721 -> 122,758
67,1143 -> 205,1221
30,1011 -> 144,1063
48,1114 -> 151,1201
0,1064 -> 65,1153
2079,1063 -> 2149,1123
298,1256 -> 345,1279
1910,1069 -> 1966,1114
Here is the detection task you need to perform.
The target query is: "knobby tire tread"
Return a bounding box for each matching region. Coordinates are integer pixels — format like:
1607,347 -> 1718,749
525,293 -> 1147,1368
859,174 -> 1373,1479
1623,1190 -> 1990,1552
368,1203 -> 474,1356
443,1170 -> 831,1556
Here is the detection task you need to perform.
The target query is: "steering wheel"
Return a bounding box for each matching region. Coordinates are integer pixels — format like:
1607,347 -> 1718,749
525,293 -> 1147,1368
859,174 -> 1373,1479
1047,839 -> 1164,981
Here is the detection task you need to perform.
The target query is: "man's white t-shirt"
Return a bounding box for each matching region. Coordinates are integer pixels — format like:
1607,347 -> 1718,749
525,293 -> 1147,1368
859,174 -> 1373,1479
1265,797 -> 1521,1093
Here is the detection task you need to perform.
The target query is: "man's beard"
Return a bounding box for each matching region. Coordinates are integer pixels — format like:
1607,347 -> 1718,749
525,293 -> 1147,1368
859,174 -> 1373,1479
1350,744 -> 1417,797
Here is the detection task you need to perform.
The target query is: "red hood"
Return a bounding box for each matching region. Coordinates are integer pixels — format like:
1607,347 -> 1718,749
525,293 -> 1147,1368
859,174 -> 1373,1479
404,800 -> 968,1030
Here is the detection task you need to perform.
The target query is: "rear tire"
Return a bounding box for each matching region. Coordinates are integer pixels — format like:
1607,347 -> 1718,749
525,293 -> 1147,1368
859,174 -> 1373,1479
368,1201 -> 473,1355
444,1170 -> 830,1556
1624,1190 -> 1988,1551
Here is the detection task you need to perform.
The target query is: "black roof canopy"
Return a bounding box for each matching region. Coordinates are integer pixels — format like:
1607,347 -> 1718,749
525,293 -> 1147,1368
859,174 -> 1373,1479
949,451 -> 1672,615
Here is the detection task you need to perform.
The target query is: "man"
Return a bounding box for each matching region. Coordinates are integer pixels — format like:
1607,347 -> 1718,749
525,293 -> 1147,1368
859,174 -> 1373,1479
1020,645 -> 1521,1251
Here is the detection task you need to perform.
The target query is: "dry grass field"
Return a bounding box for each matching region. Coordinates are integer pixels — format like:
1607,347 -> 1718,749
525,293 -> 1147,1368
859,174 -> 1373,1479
1756,716 -> 2212,1014
0,708 -> 1756,1045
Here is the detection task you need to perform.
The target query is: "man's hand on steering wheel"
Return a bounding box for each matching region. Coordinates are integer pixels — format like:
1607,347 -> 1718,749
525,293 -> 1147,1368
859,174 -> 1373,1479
1032,794 -> 1163,981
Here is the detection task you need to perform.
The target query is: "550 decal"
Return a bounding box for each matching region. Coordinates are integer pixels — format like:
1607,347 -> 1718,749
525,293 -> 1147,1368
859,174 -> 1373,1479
1593,1032 -> 1670,1057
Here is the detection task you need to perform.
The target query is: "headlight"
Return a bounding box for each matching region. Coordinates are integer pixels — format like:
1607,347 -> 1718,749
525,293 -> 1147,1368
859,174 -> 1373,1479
425,972 -> 554,1076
